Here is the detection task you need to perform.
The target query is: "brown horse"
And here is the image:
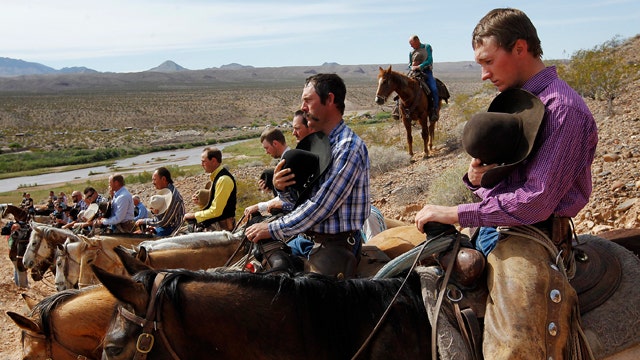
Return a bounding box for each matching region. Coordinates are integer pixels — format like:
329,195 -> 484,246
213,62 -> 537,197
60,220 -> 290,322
375,66 -> 450,158
1,203 -> 29,222
93,264 -> 431,360
7,285 -> 116,360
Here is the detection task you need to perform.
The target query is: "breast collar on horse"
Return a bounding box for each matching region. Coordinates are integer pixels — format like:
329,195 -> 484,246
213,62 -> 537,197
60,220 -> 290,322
117,272 -> 182,360
399,79 -> 423,119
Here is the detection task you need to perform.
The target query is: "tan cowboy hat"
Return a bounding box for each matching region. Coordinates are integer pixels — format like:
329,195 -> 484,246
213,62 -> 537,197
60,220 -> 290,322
282,131 -> 332,204
195,181 -> 213,209
462,88 -> 545,188
149,188 -> 172,215
83,203 -> 99,221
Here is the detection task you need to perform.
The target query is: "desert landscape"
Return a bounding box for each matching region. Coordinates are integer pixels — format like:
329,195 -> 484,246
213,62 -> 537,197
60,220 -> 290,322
0,35 -> 639,357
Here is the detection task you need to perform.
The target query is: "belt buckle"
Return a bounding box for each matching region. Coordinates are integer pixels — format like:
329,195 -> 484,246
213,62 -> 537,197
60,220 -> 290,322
346,233 -> 356,246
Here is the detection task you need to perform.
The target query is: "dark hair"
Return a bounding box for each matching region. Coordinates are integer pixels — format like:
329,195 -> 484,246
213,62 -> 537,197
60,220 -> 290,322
260,128 -> 286,145
305,74 -> 346,115
472,8 -> 543,59
83,187 -> 97,196
112,174 -> 125,186
294,109 -> 308,127
156,166 -> 174,184
204,147 -> 222,163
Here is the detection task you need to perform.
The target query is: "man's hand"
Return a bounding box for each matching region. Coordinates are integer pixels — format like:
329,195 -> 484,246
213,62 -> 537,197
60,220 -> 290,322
245,222 -> 271,243
183,212 -> 195,221
415,204 -> 459,233
467,158 -> 497,187
411,65 -> 421,71
244,204 -> 260,218
273,159 -> 295,191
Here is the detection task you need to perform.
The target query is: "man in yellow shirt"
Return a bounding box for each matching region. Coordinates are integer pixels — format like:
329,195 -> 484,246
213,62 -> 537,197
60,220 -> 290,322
183,146 -> 236,231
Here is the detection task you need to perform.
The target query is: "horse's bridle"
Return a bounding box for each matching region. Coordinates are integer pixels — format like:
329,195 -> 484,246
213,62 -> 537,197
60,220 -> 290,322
116,272 -> 181,360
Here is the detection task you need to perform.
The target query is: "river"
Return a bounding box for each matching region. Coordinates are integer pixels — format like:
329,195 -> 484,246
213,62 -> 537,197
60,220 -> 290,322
0,140 -> 248,193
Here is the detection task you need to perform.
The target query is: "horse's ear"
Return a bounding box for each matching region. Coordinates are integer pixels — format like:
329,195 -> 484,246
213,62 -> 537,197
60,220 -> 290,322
114,245 -> 152,275
32,222 -> 42,234
387,65 -> 392,72
21,293 -> 39,310
91,264 -> 149,313
6,311 -> 42,333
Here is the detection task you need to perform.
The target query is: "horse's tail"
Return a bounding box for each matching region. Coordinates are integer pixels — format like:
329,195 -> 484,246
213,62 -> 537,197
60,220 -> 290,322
435,78 -> 450,103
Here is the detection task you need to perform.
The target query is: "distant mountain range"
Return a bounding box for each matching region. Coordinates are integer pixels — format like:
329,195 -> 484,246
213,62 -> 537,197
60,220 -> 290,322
0,56 -> 481,93
0,57 -> 263,76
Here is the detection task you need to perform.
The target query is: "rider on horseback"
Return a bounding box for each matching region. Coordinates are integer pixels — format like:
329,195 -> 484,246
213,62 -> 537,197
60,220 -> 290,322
408,34 -> 439,121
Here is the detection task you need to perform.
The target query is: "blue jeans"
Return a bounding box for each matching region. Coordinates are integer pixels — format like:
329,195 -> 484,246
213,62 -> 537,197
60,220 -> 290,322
475,227 -> 500,256
288,236 -> 315,258
155,226 -> 174,237
423,68 -> 439,111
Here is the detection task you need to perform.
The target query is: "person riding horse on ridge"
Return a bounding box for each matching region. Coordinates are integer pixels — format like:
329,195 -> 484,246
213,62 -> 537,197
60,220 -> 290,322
409,34 -> 439,121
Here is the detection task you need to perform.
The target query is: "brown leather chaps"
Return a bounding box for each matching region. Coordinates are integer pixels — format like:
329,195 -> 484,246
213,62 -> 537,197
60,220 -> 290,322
483,232 -> 578,359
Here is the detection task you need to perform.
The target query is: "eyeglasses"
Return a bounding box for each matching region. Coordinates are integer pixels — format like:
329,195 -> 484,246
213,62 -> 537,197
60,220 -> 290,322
84,192 -> 94,199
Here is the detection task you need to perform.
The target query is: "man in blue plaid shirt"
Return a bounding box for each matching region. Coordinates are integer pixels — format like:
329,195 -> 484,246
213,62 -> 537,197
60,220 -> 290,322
246,73 -> 370,279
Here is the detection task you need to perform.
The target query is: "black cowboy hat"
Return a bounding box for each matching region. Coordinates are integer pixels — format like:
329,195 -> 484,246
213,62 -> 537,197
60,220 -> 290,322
282,131 -> 332,204
462,88 -> 545,188
260,168 -> 275,192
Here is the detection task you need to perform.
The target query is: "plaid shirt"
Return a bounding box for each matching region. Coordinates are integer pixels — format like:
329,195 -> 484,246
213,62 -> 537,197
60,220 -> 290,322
458,67 -> 598,227
270,120 -> 370,240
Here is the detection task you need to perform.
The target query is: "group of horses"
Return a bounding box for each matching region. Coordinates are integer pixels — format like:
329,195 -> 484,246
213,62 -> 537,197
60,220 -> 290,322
3,199 -> 640,359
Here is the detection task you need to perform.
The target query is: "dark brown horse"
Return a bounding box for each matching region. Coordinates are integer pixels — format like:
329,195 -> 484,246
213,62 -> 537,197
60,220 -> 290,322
375,66 -> 450,158
1,203 -> 29,222
94,264 -> 431,360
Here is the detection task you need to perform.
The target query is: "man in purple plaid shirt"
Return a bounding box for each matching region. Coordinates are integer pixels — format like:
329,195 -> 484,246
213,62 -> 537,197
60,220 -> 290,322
415,8 -> 597,359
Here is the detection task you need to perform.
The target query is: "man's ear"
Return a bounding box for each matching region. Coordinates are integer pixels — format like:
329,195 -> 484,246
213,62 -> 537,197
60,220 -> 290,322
514,39 -> 527,56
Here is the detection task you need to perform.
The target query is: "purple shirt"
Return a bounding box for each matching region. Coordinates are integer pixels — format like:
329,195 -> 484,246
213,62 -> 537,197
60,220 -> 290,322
458,67 -> 598,227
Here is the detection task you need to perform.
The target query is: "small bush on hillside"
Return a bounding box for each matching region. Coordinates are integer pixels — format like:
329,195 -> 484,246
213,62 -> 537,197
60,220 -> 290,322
425,156 -> 477,206
368,145 -> 411,177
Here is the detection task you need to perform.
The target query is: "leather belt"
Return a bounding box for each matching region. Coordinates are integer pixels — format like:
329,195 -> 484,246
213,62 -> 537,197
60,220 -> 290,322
305,231 -> 359,245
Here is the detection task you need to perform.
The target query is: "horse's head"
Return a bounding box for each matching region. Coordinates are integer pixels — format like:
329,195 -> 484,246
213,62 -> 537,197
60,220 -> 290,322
375,66 -> 397,105
93,266 -> 162,360
54,244 -> 71,291
22,225 -> 50,269
6,311 -> 50,360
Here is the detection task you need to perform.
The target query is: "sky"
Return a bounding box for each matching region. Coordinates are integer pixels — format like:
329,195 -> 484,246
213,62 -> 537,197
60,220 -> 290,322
2,0 -> 639,73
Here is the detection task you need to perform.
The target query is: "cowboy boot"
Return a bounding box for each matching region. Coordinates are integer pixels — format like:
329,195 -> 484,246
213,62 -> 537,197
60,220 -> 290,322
392,96 -> 400,120
255,240 -> 303,275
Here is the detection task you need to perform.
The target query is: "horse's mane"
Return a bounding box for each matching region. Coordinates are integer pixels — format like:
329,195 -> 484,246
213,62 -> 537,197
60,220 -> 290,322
133,268 -> 424,317
29,288 -> 82,335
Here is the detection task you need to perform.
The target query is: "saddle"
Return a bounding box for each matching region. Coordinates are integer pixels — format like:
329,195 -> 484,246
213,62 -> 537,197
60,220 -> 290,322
423,239 -> 623,359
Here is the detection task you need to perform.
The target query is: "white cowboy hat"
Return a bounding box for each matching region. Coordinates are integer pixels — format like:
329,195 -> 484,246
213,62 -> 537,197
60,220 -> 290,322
149,188 -> 172,215
83,203 -> 99,221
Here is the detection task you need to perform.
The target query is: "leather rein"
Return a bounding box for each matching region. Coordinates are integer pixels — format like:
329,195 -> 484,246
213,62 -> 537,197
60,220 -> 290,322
116,272 -> 182,360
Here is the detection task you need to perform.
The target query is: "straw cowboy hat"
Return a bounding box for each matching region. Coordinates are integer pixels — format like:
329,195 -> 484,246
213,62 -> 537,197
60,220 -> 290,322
195,181 -> 213,210
462,88 -> 545,188
149,188 -> 172,215
281,131 -> 332,204
82,203 -> 99,221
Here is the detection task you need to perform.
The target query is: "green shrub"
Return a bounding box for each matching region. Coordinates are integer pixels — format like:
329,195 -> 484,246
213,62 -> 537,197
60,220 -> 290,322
368,145 -> 411,177
424,156 -> 477,206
